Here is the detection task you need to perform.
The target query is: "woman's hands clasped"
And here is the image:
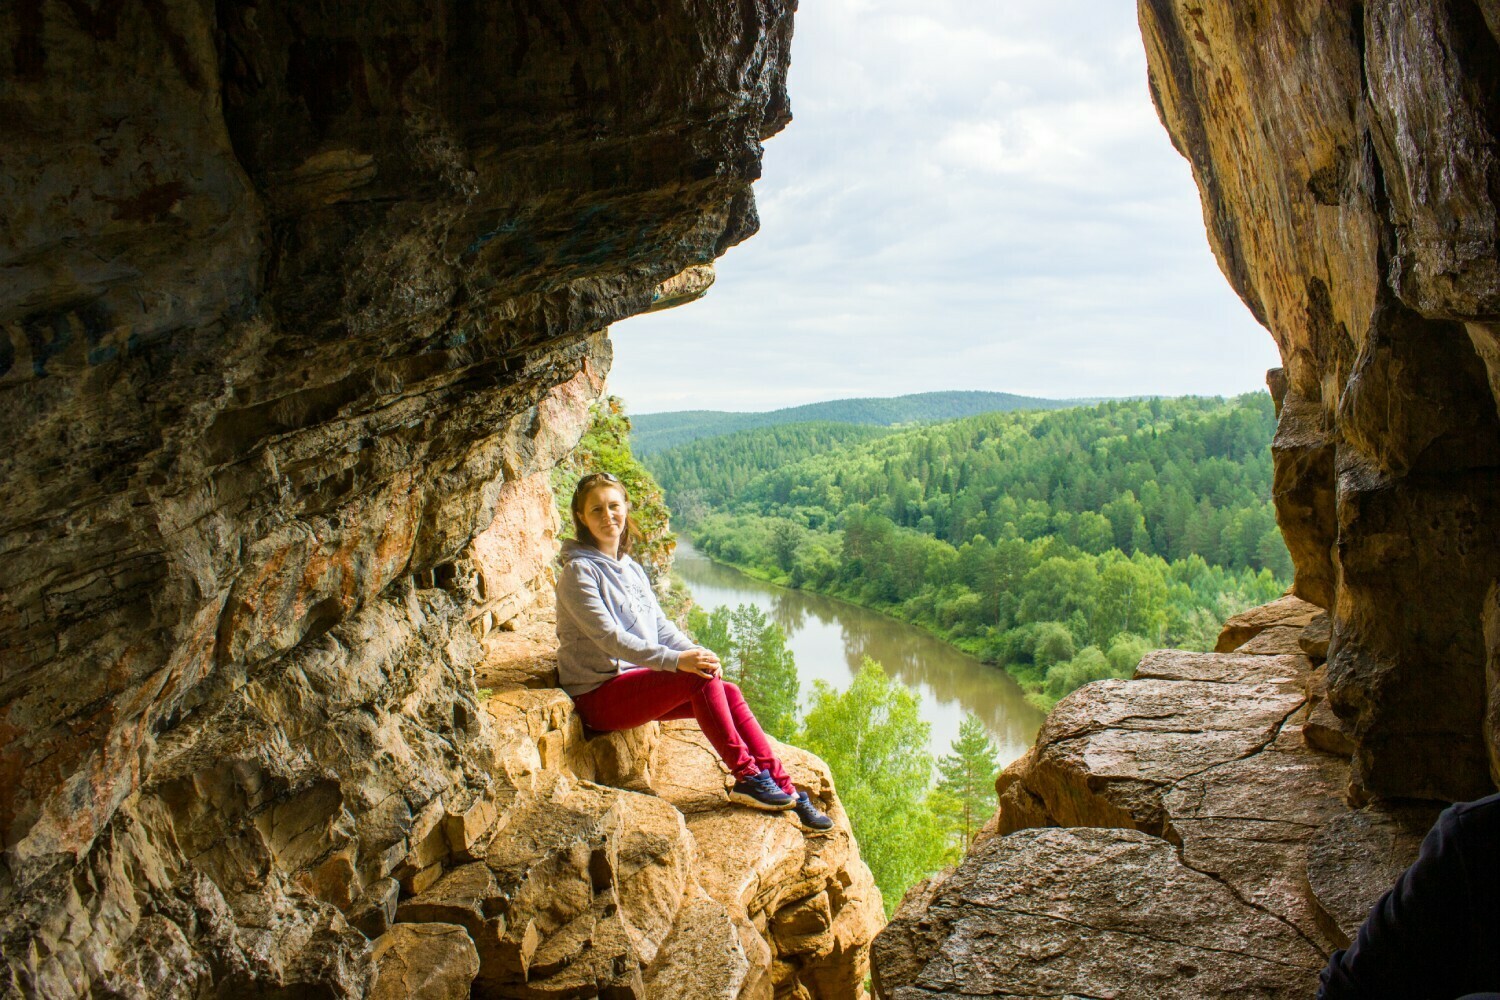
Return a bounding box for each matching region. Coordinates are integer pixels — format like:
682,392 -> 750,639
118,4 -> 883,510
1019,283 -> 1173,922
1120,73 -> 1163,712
676,647 -> 722,678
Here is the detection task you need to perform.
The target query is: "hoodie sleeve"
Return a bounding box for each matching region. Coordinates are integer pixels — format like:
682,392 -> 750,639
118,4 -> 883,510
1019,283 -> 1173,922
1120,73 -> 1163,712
1316,801 -> 1478,1000
557,561 -> 682,671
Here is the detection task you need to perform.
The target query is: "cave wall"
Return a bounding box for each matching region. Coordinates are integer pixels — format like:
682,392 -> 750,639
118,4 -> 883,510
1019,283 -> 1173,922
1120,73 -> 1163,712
1139,0 -> 1500,802
0,1 -> 800,995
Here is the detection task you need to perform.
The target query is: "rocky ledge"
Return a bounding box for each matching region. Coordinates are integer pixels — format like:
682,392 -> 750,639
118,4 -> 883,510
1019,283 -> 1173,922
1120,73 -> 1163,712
871,598 -> 1435,999
371,601 -> 884,1000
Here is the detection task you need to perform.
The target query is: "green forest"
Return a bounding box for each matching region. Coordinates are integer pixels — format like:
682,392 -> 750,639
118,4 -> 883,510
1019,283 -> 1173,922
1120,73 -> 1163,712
685,602 -> 999,913
629,389 -> 1083,454
647,394 -> 1290,708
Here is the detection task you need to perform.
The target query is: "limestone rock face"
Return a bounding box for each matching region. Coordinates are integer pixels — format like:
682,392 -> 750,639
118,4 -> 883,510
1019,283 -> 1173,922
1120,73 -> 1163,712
876,610 -> 1398,998
1138,0 -> 1500,801
0,2 -> 822,996
370,923 -> 480,1000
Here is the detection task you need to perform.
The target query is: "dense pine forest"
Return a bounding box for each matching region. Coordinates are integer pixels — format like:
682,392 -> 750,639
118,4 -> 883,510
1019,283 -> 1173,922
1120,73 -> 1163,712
647,394 -> 1290,707
630,389 -> 1084,454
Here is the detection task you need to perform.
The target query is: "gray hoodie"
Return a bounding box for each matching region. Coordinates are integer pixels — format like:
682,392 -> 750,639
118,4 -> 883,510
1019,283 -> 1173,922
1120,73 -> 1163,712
555,539 -> 697,696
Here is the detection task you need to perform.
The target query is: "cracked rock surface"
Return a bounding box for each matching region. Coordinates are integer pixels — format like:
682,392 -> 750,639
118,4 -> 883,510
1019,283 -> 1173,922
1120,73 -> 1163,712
874,826 -> 1323,1000
874,603 -> 1384,998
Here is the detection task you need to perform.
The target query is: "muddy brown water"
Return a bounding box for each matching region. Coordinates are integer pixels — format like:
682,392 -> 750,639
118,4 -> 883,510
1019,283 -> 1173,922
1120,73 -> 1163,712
674,540 -> 1044,767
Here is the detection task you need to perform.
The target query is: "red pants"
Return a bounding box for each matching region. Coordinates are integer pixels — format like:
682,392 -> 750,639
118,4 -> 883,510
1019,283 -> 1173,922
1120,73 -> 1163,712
572,668 -> 794,794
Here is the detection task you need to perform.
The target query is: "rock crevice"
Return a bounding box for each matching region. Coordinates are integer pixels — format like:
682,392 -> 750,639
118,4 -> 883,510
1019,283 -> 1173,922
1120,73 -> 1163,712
876,599 -> 1364,998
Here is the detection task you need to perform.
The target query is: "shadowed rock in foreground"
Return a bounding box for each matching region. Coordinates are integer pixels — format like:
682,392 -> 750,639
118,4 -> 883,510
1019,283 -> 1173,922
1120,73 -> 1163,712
876,827 -> 1321,1000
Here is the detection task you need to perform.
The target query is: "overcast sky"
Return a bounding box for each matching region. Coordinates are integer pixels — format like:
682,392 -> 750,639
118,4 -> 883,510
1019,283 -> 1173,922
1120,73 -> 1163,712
607,0 -> 1281,415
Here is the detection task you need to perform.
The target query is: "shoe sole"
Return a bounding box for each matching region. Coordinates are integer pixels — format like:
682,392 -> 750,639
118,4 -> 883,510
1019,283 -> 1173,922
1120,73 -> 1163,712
728,790 -> 797,811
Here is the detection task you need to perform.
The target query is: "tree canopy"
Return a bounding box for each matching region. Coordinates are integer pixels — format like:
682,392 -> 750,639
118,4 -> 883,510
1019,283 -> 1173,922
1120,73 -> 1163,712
648,394 -> 1290,707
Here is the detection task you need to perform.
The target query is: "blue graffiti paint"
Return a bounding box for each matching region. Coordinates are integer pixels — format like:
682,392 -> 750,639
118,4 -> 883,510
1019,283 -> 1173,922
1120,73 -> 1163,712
464,218 -> 521,256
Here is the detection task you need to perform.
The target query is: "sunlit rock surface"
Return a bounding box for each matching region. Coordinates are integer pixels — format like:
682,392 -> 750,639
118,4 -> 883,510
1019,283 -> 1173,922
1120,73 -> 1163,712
0,1 -> 876,996
875,607 -> 1359,998
456,608 -> 883,1000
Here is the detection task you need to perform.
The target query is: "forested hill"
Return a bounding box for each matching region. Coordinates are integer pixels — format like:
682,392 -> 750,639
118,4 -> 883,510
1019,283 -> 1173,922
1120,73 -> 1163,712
630,390 -> 1085,454
645,393 -> 1291,708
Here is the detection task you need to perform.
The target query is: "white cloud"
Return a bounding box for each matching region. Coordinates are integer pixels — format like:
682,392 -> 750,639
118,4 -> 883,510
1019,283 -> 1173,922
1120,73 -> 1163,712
607,2 -> 1280,414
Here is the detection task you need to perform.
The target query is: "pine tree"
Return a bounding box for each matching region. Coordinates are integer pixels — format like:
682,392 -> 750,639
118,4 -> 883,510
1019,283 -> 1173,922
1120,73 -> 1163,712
934,715 -> 1001,851
728,604 -> 799,742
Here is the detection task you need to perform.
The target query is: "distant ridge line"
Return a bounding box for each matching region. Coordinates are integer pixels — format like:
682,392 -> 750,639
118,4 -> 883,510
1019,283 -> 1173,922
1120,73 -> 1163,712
630,390 -> 1100,455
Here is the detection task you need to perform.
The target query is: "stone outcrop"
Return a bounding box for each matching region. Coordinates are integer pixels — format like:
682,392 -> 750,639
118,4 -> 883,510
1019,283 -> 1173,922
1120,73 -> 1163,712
874,605 -> 1373,998
425,606 -> 883,1000
1213,594 -> 1322,653
875,827 -> 1324,1000
0,2 -> 871,997
1304,801 -> 1441,950
370,924 -> 480,1000
1138,0 -> 1500,803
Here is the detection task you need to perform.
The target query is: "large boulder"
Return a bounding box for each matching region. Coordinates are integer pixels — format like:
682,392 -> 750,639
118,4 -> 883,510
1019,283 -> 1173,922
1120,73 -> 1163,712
880,626 -> 1372,997
370,923 -> 480,1000
653,722 -> 885,1000
995,650 -> 1309,837
873,827 -> 1324,1000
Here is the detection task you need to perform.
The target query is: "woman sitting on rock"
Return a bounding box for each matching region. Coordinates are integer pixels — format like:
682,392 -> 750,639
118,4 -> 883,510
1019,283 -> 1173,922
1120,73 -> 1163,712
555,471 -> 831,831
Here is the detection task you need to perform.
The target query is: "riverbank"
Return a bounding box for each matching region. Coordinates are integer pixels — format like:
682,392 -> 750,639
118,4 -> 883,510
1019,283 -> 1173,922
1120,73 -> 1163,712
673,541 -> 1044,766
679,518 -> 1285,712
677,531 -> 1074,711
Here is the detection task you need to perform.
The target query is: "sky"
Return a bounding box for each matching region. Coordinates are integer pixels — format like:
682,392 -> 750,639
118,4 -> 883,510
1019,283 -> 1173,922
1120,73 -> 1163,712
606,0 -> 1281,415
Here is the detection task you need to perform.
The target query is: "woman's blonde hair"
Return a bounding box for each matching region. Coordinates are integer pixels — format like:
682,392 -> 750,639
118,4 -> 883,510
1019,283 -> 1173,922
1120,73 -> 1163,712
570,472 -> 641,557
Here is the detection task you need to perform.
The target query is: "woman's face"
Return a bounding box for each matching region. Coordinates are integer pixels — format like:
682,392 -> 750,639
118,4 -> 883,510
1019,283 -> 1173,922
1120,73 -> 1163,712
579,484 -> 629,554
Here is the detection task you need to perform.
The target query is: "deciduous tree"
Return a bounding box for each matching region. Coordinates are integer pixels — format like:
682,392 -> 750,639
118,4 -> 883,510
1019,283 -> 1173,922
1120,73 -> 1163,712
799,660 -> 948,914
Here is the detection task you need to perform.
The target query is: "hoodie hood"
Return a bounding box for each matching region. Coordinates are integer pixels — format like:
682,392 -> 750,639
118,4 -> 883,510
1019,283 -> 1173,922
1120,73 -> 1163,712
561,538 -> 625,566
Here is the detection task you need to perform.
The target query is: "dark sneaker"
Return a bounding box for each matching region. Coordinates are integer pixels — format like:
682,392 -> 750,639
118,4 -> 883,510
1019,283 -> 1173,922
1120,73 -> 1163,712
729,770 -> 796,811
791,790 -> 834,832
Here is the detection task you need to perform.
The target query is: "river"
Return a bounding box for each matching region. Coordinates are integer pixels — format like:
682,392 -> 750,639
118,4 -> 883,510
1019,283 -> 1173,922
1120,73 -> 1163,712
673,541 -> 1044,768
